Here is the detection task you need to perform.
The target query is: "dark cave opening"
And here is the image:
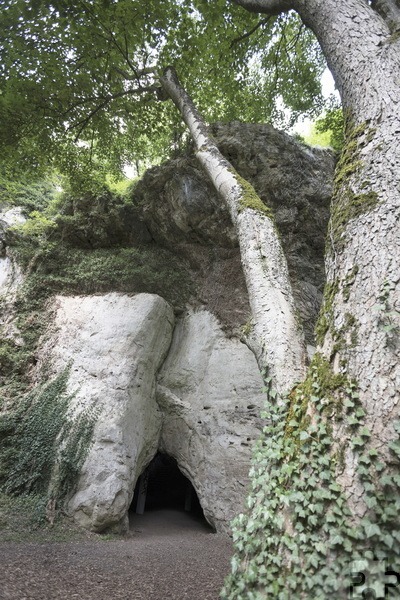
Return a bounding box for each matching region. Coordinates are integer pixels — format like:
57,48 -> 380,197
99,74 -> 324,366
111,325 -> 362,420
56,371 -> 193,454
130,453 -> 211,529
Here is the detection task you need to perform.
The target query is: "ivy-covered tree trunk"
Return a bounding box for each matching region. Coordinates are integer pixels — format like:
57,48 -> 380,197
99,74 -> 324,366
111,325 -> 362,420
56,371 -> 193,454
160,67 -> 306,395
298,0 -> 400,508
223,0 -> 400,597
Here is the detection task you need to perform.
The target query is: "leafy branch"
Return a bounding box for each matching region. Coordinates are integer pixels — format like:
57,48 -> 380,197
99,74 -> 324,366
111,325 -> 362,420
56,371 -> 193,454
230,17 -> 272,47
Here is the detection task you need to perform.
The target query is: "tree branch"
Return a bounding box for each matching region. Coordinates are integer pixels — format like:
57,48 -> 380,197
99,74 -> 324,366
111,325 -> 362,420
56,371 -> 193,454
230,16 -> 272,46
371,0 -> 400,32
112,66 -> 157,81
68,86 -> 159,141
159,67 -> 306,391
231,0 -> 293,15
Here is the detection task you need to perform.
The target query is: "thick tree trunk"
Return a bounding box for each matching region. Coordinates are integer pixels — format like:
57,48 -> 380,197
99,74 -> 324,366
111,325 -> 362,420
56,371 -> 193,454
223,0 -> 400,597
233,0 -> 400,503
160,67 -> 306,394
291,0 -> 400,513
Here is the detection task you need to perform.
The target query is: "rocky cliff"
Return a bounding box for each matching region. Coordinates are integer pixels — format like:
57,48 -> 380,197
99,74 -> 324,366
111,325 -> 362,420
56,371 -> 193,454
0,123 -> 335,533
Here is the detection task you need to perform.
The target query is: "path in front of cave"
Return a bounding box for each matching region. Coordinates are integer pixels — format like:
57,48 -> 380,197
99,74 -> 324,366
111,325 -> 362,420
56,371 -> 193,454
0,509 -> 233,600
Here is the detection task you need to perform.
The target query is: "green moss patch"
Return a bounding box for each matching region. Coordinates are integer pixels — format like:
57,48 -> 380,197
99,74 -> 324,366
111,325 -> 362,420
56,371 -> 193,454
315,265 -> 360,350
229,168 -> 274,218
329,122 -> 380,252
315,279 -> 339,345
285,353 -> 348,439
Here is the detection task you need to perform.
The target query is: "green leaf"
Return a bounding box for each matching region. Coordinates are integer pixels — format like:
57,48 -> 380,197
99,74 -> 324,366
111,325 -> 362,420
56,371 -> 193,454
365,496 -> 378,509
352,437 -> 366,447
364,522 -> 381,537
383,534 -> 394,549
359,426 -> 371,437
329,482 -> 342,492
343,399 -> 355,409
330,534 -> 344,545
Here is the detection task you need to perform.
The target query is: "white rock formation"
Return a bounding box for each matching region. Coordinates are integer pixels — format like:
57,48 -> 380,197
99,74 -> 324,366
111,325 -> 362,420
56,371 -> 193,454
0,207 -> 24,298
37,296 -> 265,534
0,208 -> 25,342
38,293 -> 174,532
157,310 -> 265,532
0,256 -> 22,296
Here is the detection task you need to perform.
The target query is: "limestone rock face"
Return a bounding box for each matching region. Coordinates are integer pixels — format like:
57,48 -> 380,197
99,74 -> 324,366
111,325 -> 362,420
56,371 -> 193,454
38,293 -> 174,532
157,310 -> 265,532
0,207 -> 24,296
133,123 -> 335,342
0,255 -> 22,299
0,208 -> 25,338
1,124 -> 336,535
36,296 -> 265,533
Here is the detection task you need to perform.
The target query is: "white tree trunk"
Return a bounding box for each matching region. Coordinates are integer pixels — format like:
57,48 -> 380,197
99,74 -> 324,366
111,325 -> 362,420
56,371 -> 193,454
160,67 -> 306,394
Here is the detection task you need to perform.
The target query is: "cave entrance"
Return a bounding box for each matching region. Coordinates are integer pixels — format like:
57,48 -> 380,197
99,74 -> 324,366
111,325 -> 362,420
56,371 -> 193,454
130,453 -> 212,531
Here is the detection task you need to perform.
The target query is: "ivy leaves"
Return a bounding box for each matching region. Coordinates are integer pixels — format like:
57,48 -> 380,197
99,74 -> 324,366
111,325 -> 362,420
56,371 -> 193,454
0,369 -> 98,506
222,357 -> 400,599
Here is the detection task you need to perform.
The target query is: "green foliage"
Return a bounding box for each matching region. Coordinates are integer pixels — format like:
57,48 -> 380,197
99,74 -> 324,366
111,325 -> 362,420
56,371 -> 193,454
302,122 -> 332,148
0,492 -> 99,541
0,369 -> 98,507
0,170 -> 60,213
315,107 -> 345,152
222,360 -> 400,599
9,186 -> 192,306
11,210 -> 58,239
0,297 -> 49,404
0,0 -> 326,185
20,244 -> 189,303
0,493 -> 50,534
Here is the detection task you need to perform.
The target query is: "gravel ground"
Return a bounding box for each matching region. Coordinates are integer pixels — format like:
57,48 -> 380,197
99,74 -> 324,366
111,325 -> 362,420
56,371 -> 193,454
0,510 -> 233,600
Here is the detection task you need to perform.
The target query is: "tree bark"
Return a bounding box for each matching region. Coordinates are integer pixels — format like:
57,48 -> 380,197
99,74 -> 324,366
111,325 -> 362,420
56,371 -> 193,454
160,66 -> 306,395
234,0 -> 400,506
223,1 -> 400,596
371,0 -> 400,33
290,0 -> 400,513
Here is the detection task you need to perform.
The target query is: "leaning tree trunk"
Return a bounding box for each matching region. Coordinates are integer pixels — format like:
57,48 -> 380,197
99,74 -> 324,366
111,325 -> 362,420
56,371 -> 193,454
160,66 -> 306,395
223,0 -> 400,598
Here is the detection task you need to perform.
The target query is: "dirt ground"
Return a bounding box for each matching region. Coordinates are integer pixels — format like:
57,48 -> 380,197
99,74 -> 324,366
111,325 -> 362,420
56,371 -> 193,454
0,509 -> 233,600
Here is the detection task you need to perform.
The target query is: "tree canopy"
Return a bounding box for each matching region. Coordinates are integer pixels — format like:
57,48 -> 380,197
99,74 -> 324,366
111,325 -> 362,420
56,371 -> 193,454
0,0 -> 327,186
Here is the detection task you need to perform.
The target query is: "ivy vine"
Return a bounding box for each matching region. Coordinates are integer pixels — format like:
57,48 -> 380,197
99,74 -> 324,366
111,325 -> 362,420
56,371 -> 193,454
221,354 -> 400,599
0,369 -> 99,521
373,279 -> 400,344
